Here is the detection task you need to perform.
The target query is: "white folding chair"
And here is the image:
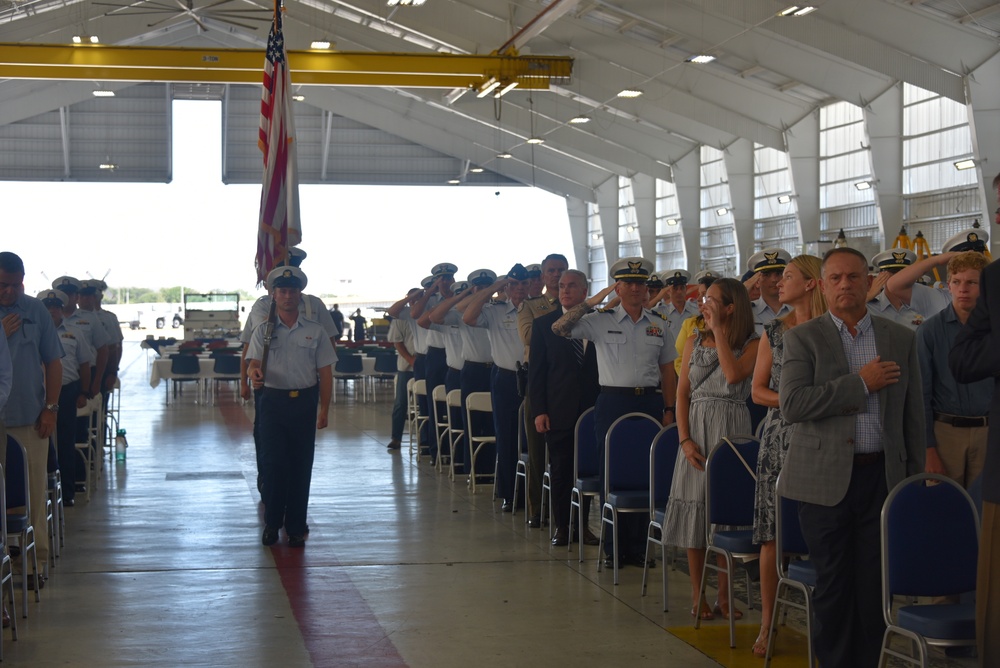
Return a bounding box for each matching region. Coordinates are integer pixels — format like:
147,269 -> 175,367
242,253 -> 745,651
464,391 -> 496,494
446,390 -> 465,482
431,384 -> 450,472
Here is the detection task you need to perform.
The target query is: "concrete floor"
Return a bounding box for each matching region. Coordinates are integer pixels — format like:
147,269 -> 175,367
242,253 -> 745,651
4,337 -> 974,668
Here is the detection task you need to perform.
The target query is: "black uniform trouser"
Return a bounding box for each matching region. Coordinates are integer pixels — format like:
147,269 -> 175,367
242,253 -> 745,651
460,362 -> 493,475
492,367 -> 520,503
594,392 -> 662,559
424,346 -> 448,459
253,387 -> 264,486
259,385 -> 319,536
57,380 -> 81,502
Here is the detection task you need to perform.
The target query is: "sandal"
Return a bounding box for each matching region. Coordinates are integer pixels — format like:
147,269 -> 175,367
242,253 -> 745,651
690,601 -> 715,620
713,601 -> 744,620
752,627 -> 770,658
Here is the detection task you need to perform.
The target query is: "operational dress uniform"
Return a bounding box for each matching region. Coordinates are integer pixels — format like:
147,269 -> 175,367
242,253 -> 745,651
38,290 -> 94,506
248,266 -> 336,547
471,266 -> 527,507
459,269 -> 497,475
517,286 -> 558,524
553,257 -> 677,562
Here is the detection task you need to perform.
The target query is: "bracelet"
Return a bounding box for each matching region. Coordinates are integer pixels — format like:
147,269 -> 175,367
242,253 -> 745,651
664,405 -> 675,411
680,437 -> 692,446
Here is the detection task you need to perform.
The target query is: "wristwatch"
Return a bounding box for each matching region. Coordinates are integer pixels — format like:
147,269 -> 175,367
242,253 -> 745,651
45,403 -> 59,413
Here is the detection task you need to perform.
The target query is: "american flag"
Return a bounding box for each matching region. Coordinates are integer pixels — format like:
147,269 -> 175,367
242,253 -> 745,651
255,0 -> 301,285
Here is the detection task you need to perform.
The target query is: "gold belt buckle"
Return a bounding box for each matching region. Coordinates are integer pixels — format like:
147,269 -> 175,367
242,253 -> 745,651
634,387 -> 642,396
289,390 -> 299,398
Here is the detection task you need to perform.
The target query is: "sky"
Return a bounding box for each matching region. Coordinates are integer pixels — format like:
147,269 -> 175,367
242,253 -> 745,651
2,100 -> 575,301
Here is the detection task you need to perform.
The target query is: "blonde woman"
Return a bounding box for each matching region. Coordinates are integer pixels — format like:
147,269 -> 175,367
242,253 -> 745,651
749,255 -> 827,657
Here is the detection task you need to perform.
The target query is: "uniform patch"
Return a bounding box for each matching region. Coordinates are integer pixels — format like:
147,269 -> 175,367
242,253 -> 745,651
60,332 -> 76,340
645,325 -> 663,337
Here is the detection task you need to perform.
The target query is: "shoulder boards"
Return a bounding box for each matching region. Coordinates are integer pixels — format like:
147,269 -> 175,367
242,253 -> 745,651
596,307 -> 613,313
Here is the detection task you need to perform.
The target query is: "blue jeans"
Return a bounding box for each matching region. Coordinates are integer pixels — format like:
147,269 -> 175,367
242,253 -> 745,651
392,370 -> 413,441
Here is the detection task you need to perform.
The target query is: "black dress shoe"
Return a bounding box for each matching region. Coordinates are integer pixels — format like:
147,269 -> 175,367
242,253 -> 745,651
287,535 -> 305,548
581,528 -> 600,546
551,528 -> 570,546
527,515 -> 542,528
261,526 -> 279,546
501,500 -> 513,513
64,498 -> 75,507
623,553 -> 655,568
603,556 -> 622,569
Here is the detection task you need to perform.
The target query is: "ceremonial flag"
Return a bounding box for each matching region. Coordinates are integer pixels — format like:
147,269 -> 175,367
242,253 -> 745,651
255,0 -> 301,285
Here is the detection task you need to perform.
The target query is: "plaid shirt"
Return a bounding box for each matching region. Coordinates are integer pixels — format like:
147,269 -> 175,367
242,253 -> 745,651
829,311 -> 883,454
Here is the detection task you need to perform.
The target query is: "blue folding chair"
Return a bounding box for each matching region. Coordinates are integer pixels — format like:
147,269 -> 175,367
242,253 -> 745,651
167,354 -> 201,403
6,435 -> 40,617
696,434 -> 761,648
0,461 -> 17,656
568,407 -> 597,562
877,473 -> 979,668
765,473 -> 816,667
332,355 -> 365,402
598,413 -> 661,585
642,423 -> 679,609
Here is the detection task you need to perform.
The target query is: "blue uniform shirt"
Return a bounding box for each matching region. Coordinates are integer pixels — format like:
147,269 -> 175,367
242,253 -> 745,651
564,305 -> 677,387
909,283 -> 950,321
867,291 -> 926,330
1,294 -> 64,427
247,315 -> 337,390
242,294 -> 338,343
66,307 -> 111,351
430,311 -> 465,370
654,300 -> 701,348
751,299 -> 792,336
458,319 -> 492,364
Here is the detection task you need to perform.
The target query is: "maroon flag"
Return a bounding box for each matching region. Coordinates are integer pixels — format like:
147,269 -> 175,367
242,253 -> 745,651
255,0 -> 301,285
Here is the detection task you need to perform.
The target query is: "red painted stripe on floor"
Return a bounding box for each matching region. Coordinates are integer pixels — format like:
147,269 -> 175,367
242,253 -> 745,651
272,549 -> 407,668
217,397 -> 406,667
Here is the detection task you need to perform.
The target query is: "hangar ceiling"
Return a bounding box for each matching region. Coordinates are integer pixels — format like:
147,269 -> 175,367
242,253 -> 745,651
0,0 -> 998,201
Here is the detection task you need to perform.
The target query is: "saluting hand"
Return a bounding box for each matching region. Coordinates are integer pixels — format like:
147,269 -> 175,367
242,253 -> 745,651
859,355 -> 900,392
866,272 -> 890,302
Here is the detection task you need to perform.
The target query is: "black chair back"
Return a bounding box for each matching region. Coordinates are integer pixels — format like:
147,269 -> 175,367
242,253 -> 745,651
170,355 -> 201,374
213,355 -> 241,375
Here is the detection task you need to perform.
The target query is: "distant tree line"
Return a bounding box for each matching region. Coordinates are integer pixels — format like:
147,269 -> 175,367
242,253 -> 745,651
103,287 -> 258,304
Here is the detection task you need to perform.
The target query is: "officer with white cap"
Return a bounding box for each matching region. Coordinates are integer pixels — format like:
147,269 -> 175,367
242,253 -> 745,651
552,257 -> 677,570
651,269 -> 700,346
747,249 -> 793,334
886,223 -> 991,322
39,289 -> 94,506
54,276 -> 110,400
412,263 -> 458,462
240,248 -> 338,494
525,263 -> 544,299
86,279 -> 124,397
464,264 -> 530,510
867,249 -> 927,329
248,265 -> 336,548
457,269 -> 498,474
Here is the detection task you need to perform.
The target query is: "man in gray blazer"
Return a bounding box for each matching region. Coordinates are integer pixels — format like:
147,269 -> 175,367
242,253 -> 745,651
778,247 -> 925,668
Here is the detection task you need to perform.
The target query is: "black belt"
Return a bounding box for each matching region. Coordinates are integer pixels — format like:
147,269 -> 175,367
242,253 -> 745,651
934,412 -> 989,428
601,386 -> 660,396
496,366 -> 516,375
465,361 -> 493,368
853,451 -> 884,467
262,386 -> 316,399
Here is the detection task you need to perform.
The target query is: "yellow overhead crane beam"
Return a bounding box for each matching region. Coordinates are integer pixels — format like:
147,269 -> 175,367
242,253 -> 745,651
0,43 -> 573,89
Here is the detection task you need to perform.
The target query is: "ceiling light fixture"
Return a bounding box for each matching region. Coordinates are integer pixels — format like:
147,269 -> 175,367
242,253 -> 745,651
666,218 -> 678,226
497,152 -> 512,159
470,167 -> 484,173
448,178 -> 461,184
716,207 -> 728,216
617,88 -> 643,98
387,0 -> 425,6
686,54 -> 716,64
310,39 -> 332,50
73,35 -> 99,44
792,6 -> 817,16
855,180 -> 872,191
569,115 -> 591,124
292,94 -> 305,101
591,233 -> 601,241
99,162 -> 117,170
777,5 -> 800,16
954,159 -> 977,171
526,136 -> 545,145
477,78 -> 499,98
777,194 -> 792,204
92,89 -> 115,97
